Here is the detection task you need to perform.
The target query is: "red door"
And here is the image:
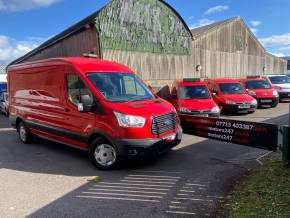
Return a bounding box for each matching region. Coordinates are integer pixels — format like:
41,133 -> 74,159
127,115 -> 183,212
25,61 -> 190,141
61,73 -> 96,148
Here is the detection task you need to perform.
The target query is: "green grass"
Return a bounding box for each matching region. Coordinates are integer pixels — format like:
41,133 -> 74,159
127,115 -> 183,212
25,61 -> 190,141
224,158 -> 290,218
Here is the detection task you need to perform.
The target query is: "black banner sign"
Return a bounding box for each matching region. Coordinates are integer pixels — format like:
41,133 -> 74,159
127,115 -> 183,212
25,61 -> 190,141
183,116 -> 278,151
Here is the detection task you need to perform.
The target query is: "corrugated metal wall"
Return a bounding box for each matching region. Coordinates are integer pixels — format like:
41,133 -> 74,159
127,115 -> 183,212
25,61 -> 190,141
102,17 -> 287,88
189,18 -> 287,81
25,26 -> 100,62
102,50 -> 192,88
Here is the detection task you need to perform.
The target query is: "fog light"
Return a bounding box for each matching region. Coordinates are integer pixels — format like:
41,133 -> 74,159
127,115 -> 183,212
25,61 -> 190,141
164,134 -> 176,142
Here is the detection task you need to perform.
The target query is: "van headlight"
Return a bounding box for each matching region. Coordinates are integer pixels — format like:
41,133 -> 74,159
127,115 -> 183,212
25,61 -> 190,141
273,90 -> 279,97
178,107 -> 191,113
114,112 -> 145,128
251,99 -> 258,105
211,106 -> 221,113
226,100 -> 235,105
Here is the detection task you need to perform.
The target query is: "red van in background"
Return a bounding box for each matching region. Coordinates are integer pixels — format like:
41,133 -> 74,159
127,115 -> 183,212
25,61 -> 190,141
206,79 -> 257,114
240,76 -> 279,108
8,58 -> 182,170
170,78 -> 220,119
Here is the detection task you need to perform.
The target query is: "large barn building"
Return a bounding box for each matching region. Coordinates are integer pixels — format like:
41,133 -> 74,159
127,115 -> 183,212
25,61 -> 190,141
10,0 -> 287,88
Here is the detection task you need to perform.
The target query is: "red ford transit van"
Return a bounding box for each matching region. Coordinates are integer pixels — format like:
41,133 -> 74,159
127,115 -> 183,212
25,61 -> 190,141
170,78 -> 220,118
8,58 -> 182,170
206,78 -> 257,114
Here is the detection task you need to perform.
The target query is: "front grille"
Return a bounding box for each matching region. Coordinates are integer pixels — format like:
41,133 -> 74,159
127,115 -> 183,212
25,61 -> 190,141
190,110 -> 211,113
152,113 -> 178,135
235,102 -> 251,105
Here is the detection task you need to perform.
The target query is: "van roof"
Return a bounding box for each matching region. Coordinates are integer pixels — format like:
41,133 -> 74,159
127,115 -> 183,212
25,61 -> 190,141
265,74 -> 287,77
8,57 -> 134,74
174,79 -> 207,86
208,78 -> 240,83
243,77 -> 266,81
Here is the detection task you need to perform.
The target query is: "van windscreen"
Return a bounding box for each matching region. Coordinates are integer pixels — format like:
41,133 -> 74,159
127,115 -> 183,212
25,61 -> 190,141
87,73 -> 155,102
269,76 -> 290,84
245,80 -> 271,89
219,83 -> 245,94
179,85 -> 211,99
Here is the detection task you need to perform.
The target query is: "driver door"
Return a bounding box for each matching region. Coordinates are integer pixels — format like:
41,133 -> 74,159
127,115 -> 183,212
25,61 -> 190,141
62,73 -> 96,146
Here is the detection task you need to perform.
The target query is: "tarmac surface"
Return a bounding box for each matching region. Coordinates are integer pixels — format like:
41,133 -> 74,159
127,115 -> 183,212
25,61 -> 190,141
0,103 -> 289,218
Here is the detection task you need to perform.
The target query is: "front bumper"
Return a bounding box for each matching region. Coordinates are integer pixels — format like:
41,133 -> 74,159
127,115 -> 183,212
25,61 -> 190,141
178,112 -> 220,118
113,127 -> 182,158
278,91 -> 290,101
223,104 -> 257,113
257,97 -> 279,106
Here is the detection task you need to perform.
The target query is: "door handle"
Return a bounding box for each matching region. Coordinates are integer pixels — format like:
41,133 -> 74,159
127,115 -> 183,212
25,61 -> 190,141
65,108 -> 70,112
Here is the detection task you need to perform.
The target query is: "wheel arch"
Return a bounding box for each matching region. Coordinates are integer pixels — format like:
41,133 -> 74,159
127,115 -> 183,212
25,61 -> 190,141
16,117 -> 24,129
87,130 -> 115,148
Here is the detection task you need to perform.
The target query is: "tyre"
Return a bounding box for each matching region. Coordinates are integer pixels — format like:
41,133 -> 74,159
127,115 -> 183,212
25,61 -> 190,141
5,108 -> 9,117
272,103 -> 278,108
17,121 -> 32,144
89,138 -> 119,170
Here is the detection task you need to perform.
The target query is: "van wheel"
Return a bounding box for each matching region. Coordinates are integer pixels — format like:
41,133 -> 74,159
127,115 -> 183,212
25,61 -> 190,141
5,108 -> 9,117
89,138 -> 119,170
17,122 -> 32,144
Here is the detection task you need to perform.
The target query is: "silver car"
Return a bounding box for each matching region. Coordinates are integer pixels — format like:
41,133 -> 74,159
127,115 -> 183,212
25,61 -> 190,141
0,92 -> 9,116
264,74 -> 290,101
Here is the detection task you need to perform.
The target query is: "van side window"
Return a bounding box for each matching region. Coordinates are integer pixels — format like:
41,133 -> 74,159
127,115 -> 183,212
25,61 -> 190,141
67,74 -> 93,106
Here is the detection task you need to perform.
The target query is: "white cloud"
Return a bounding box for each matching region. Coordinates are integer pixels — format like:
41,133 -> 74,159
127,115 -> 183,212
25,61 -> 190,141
260,33 -> 290,48
0,0 -> 60,12
0,35 -> 42,65
250,20 -> 261,27
204,5 -> 229,15
190,19 -> 215,29
269,52 -> 285,57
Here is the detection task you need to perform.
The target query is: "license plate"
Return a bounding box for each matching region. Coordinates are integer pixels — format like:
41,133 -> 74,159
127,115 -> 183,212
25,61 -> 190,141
195,114 -> 209,117
261,99 -> 272,103
238,105 -> 250,109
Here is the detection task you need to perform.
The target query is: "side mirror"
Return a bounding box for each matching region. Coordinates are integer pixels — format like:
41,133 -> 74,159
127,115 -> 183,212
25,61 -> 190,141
78,95 -> 94,112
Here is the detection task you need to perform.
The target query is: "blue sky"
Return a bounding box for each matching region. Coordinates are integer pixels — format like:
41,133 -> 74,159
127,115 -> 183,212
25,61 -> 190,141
0,0 -> 290,65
